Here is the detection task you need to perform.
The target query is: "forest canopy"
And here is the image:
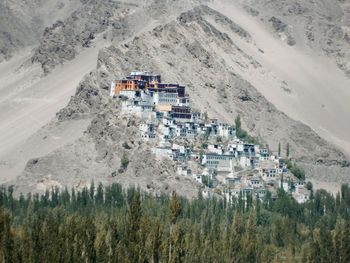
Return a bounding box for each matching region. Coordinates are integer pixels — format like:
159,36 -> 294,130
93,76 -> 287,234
1,183 -> 350,263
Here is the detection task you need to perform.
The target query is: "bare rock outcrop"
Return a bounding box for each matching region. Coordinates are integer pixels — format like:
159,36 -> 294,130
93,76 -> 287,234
15,109 -> 200,198
8,2 -> 350,196
31,1 -> 129,73
239,0 -> 350,74
0,0 -> 82,61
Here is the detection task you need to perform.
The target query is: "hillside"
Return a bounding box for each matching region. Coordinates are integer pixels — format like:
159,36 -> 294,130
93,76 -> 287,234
0,0 -> 349,196
0,0 -> 82,61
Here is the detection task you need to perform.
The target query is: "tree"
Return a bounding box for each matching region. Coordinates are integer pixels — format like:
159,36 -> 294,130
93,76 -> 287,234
169,225 -> 185,263
339,222 -> 350,263
0,209 -> 15,263
235,115 -> 242,132
242,212 -> 257,262
169,191 -> 182,262
95,183 -> 104,205
2,181 -> 350,263
203,111 -> 208,122
119,153 -> 130,173
90,180 -> 95,201
96,233 -> 108,263
278,142 -> 281,157
306,181 -> 313,191
126,191 -> 142,262
230,212 -> 244,262
83,218 -> 97,262
146,220 -> 162,263
169,192 -> 182,225
286,143 -> 290,158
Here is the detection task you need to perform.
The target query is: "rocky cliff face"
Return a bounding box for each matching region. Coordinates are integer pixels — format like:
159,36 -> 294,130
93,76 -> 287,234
0,0 -> 82,61
31,0 -> 208,73
241,0 -> 350,75
2,0 -> 350,195
14,104 -> 201,198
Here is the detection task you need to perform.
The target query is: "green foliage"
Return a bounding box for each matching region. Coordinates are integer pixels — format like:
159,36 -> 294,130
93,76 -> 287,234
118,153 -> 130,173
235,115 -> 260,144
235,115 -> 242,131
285,159 -> 306,180
121,153 -> 129,169
202,175 -> 214,188
169,191 -> 182,225
306,181 -> 313,191
201,143 -> 208,149
202,130 -> 210,141
0,183 -> 350,262
278,142 -> 281,157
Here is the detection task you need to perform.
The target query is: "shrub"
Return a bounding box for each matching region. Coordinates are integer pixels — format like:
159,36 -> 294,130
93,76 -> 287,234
121,154 -> 129,171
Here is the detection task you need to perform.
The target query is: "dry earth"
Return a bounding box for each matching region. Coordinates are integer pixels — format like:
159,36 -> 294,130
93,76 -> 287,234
0,0 -> 349,196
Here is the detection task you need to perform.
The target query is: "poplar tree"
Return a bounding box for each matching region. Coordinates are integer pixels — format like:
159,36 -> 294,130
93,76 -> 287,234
230,212 -> 243,262
278,142 -> 281,157
242,212 -> 257,262
126,191 -> 142,262
339,222 -> 350,263
0,209 -> 15,263
169,191 -> 182,262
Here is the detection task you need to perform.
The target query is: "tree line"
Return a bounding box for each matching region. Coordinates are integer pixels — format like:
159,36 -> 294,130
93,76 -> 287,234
1,182 -> 350,262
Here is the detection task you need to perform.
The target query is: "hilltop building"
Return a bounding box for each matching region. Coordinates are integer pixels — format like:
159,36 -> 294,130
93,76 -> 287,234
111,72 -> 310,203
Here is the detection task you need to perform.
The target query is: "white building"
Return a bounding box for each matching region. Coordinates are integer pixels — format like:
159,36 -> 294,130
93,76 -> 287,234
245,176 -> 263,187
208,144 -> 223,155
121,100 -> 154,118
139,123 -> 157,141
218,124 -> 235,140
259,167 -> 277,181
176,97 -> 190,107
158,124 -> 174,140
120,90 -> 137,99
202,153 -> 236,172
110,81 -> 116,97
292,186 -> 310,203
177,164 -> 192,176
152,147 -> 173,159
153,92 -> 178,106
193,174 -> 203,184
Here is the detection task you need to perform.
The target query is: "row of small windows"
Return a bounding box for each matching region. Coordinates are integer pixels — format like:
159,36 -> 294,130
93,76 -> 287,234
208,156 -> 234,161
141,134 -> 156,138
263,173 -> 276,177
250,180 -> 260,185
159,98 -> 177,102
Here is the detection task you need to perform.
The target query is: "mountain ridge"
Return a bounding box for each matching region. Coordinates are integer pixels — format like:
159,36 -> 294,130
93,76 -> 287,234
0,0 -> 349,195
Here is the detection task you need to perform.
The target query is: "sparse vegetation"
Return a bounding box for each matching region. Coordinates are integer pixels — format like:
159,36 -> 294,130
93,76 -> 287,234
285,159 -> 306,180
121,153 -> 129,169
118,153 -> 129,173
201,143 -> 208,149
278,142 -> 281,157
202,175 -> 214,188
286,143 -> 290,157
235,115 -> 260,144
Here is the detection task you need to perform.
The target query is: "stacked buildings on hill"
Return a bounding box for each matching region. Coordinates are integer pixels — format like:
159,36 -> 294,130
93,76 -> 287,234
110,72 -> 311,203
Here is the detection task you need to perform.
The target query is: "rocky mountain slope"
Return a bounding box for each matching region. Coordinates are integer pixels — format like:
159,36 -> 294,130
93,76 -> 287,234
240,0 -> 350,75
0,0 -> 82,61
1,0 -> 350,196
31,0 -> 206,73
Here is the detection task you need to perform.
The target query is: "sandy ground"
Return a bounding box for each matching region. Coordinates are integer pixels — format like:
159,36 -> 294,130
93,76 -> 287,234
0,42 -> 105,183
309,178 -> 341,196
210,0 -> 350,159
